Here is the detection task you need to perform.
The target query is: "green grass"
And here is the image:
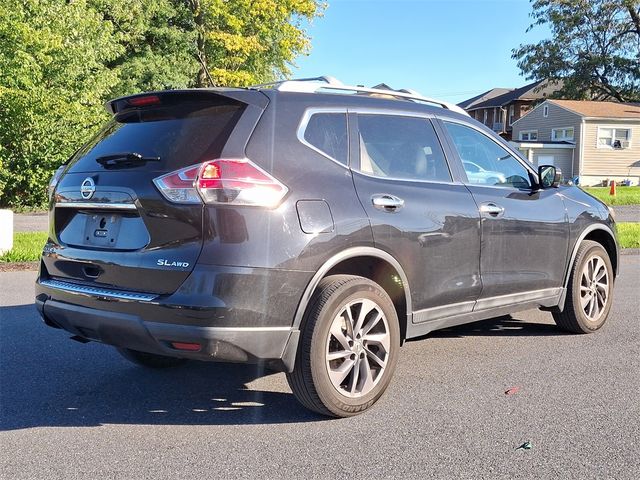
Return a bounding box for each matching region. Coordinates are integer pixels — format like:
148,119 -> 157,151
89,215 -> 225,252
0,232 -> 48,262
618,223 -> 640,249
582,186 -> 640,206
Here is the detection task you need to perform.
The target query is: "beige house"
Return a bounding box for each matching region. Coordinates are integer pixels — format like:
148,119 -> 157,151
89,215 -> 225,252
510,100 -> 640,186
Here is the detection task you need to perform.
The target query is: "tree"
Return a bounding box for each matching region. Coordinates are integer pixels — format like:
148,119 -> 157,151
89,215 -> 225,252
0,0 -> 324,208
89,0 -> 199,98
91,0 -> 324,94
0,0 -> 121,208
188,0 -> 324,87
513,0 -> 640,102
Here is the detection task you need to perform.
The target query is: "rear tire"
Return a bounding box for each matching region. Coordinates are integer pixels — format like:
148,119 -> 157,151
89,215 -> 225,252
553,240 -> 613,333
286,275 -> 400,417
117,348 -> 188,368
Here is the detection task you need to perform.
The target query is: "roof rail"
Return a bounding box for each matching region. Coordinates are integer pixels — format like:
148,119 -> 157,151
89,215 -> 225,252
252,77 -> 469,116
249,76 -> 342,89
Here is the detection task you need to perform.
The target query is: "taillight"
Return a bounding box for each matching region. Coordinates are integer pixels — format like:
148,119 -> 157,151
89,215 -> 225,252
153,158 -> 288,208
152,164 -> 201,204
170,342 -> 201,352
196,158 -> 287,207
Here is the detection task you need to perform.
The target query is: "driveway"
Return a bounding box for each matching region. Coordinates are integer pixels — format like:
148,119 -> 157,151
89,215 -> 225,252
12,213 -> 48,232
1,257 -> 639,478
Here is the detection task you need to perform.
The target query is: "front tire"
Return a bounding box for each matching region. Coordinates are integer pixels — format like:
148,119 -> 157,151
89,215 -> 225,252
553,240 -> 614,333
286,275 -> 400,417
117,348 -> 188,368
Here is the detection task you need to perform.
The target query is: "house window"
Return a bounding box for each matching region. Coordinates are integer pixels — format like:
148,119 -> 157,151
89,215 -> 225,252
598,127 -> 632,149
519,130 -> 538,141
543,105 -> 549,117
552,127 -> 574,141
508,105 -> 515,125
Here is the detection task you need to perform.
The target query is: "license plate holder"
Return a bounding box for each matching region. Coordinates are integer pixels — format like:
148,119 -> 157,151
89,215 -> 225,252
82,213 -> 123,248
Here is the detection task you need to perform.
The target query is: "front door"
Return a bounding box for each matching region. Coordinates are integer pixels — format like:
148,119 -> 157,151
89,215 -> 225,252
350,113 -> 482,320
441,120 -> 569,304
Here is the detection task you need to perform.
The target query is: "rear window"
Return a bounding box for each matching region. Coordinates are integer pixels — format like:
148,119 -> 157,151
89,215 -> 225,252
68,98 -> 246,172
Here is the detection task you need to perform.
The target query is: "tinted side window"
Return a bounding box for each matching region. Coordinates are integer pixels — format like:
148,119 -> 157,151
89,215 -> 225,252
303,113 -> 348,165
444,122 -> 531,189
357,115 -> 451,182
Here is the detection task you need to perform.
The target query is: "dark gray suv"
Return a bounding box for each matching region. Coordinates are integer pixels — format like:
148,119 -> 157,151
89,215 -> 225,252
36,77 -> 619,417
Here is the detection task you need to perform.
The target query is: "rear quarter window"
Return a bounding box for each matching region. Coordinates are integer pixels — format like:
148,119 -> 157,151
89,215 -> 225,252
302,112 -> 348,165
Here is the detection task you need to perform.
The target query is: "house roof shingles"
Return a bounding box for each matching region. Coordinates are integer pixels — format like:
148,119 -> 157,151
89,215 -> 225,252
457,88 -> 512,110
459,80 -> 561,111
549,100 -> 640,119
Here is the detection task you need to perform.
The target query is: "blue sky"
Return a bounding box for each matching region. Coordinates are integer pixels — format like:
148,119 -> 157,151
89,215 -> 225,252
293,0 -> 549,104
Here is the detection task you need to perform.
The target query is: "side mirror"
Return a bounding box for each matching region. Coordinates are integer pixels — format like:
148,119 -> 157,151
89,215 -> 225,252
538,165 -> 562,188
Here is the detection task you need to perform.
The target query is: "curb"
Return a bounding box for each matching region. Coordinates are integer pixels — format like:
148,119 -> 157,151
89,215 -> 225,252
0,262 -> 38,272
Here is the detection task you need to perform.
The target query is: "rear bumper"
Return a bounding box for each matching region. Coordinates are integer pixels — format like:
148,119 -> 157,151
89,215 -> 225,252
35,266 -> 307,372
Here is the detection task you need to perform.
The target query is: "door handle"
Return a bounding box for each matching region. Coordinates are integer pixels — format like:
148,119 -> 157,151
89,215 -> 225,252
371,194 -> 404,212
479,202 -> 505,217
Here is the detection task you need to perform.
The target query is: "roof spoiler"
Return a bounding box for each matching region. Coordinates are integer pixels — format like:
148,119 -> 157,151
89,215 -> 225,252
104,88 -> 269,116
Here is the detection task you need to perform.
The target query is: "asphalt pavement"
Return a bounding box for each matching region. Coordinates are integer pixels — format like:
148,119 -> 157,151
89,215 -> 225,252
12,213 -> 48,233
1,258 -> 639,479
614,205 -> 640,222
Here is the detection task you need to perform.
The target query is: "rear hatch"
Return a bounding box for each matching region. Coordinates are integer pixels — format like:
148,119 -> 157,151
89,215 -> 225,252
43,90 -> 261,295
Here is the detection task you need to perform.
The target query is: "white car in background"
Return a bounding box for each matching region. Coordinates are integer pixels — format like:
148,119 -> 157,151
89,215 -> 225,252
463,160 -> 506,185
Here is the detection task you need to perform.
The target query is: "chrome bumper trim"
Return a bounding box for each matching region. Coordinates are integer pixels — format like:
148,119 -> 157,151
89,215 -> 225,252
40,279 -> 157,302
55,202 -> 137,210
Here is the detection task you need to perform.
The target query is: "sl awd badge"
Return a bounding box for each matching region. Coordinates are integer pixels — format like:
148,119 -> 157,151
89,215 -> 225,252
157,259 -> 190,268
80,177 -> 96,200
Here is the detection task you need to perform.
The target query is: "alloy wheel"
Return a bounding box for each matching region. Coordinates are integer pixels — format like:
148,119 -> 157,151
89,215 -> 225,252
580,254 -> 610,321
325,298 -> 390,398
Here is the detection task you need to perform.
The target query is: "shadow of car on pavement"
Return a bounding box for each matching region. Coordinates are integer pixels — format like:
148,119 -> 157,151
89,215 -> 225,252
1,305 -> 568,431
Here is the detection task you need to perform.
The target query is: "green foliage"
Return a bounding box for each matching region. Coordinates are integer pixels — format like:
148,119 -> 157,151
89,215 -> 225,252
0,0 -> 121,208
0,0 -> 324,208
89,0 -> 200,97
0,231 -> 48,263
513,0 -> 640,102
0,158 -> 5,200
191,0 -> 325,87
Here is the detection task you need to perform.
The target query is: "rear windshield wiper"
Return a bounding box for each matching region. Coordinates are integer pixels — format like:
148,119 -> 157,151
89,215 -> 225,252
96,152 -> 160,168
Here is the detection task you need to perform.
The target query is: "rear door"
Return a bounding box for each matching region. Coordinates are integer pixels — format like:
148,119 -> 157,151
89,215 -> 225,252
440,119 -> 569,303
350,112 -> 482,322
45,90 -> 261,294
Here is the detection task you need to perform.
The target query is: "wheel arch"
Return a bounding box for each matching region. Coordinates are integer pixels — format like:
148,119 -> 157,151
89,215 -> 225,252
583,228 -> 619,277
292,247 -> 412,340
557,223 -> 618,311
